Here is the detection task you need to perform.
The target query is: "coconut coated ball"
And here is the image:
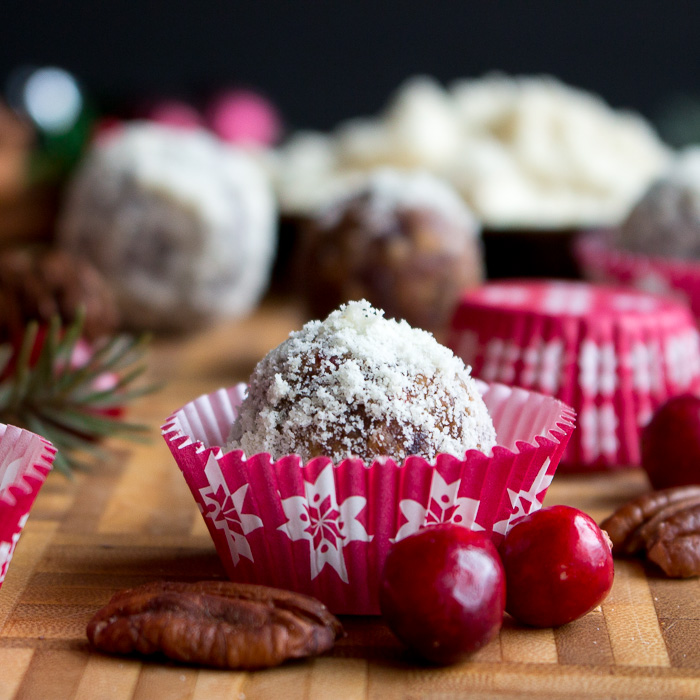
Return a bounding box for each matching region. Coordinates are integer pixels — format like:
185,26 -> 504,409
296,168 -> 484,334
227,300 -> 496,463
618,148 -> 700,259
58,122 -> 277,331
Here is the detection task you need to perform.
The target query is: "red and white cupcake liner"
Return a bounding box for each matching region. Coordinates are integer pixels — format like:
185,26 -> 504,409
0,424 -> 56,588
162,382 -> 574,615
575,229 -> 700,319
449,280 -> 700,471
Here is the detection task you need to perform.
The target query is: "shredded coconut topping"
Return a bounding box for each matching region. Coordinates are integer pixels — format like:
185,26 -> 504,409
227,300 -> 496,462
273,74 -> 669,227
314,168 -> 479,236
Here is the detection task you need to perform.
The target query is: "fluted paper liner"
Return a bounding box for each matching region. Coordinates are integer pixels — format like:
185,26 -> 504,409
0,424 -> 56,588
576,229 -> 700,319
450,280 -> 700,471
162,382 -> 574,614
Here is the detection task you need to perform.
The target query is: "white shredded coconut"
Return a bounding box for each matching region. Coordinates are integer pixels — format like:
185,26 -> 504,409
447,73 -> 670,227
314,168 -> 479,236
272,73 -> 669,228
227,300 -> 496,462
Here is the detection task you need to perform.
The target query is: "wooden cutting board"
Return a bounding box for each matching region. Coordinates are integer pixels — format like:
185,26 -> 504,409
2,299 -> 700,700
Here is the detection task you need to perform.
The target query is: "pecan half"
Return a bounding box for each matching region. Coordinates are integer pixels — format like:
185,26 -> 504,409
646,503 -> 700,577
600,486 -> 700,578
86,580 -> 345,669
600,485 -> 700,553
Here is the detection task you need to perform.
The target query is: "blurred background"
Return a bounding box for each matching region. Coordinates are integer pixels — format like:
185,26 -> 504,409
2,0 -> 700,340
2,1 -> 700,136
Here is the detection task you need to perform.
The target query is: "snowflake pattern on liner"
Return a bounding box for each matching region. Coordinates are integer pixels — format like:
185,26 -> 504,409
521,338 -> 564,394
481,338 -> 521,385
278,464 -> 372,584
200,453 -> 264,565
393,470 -> 481,542
0,514 -> 27,584
579,340 -> 617,396
492,458 -> 554,535
579,404 -> 619,463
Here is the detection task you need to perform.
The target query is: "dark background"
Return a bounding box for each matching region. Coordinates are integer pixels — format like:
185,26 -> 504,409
2,1 -> 700,139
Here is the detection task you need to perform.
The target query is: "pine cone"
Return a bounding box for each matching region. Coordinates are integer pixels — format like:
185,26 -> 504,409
0,247 -> 120,342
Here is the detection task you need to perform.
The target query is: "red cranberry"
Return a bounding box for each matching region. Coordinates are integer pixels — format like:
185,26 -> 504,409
379,523 -> 505,665
500,505 -> 614,628
641,393 -> 700,489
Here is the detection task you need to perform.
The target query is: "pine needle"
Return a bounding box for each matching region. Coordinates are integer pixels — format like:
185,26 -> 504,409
0,314 -> 161,475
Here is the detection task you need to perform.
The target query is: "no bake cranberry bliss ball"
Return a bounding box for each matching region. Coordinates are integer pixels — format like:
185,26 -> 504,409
295,169 -> 484,334
58,122 -> 277,332
227,300 -> 496,463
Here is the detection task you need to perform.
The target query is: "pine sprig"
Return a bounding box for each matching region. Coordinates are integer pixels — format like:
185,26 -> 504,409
0,310 -> 161,476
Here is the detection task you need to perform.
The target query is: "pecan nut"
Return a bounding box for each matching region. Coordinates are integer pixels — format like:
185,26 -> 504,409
86,580 -> 345,669
600,486 -> 700,578
646,503 -> 700,577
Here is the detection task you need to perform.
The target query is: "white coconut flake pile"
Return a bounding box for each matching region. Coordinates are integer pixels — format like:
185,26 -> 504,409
227,300 -> 496,462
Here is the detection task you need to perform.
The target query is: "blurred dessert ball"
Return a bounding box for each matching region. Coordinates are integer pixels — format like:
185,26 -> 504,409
57,122 -> 277,332
296,168 -> 484,335
617,147 -> 700,259
273,74 -> 669,278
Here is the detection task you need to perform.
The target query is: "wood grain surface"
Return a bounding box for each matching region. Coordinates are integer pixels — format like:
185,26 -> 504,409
2,299 -> 700,700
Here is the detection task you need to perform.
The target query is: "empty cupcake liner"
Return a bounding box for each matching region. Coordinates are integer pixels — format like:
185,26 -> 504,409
0,424 -> 56,588
162,382 -> 574,614
449,280 -> 700,471
575,229 -> 700,319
